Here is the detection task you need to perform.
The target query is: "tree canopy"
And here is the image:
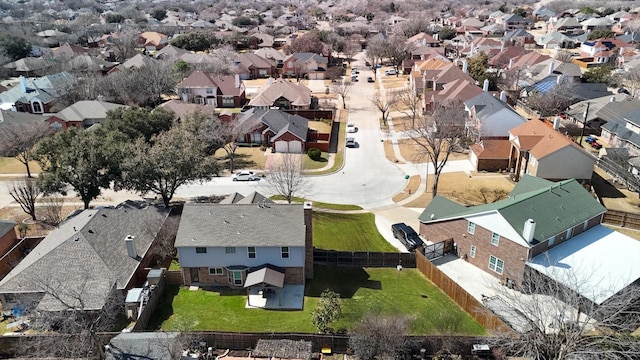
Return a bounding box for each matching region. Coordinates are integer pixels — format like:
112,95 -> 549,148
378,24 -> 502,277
0,34 -> 31,61
587,29 -> 616,40
101,107 -> 174,143
170,31 -> 217,52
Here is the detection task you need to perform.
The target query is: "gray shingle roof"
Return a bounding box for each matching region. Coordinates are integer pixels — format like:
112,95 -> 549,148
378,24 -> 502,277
0,206 -> 169,311
261,110 -> 308,141
175,203 -> 306,248
106,332 -> 180,360
0,220 -> 16,237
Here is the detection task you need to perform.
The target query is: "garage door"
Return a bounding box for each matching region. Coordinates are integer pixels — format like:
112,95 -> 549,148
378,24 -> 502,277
275,141 -> 288,152
288,140 -> 302,153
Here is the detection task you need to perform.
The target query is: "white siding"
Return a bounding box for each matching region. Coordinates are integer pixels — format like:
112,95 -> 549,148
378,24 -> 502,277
178,245 -> 305,268
535,146 -> 596,180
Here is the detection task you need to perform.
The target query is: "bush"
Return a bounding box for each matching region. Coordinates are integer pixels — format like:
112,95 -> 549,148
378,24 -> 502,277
259,145 -> 266,152
307,148 -> 322,161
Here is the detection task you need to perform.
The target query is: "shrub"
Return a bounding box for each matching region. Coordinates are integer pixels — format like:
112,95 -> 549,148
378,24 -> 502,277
307,148 -> 322,161
259,145 -> 266,152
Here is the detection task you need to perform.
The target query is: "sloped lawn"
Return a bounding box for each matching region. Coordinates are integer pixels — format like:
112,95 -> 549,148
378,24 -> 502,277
313,212 -> 397,252
150,266 -> 485,336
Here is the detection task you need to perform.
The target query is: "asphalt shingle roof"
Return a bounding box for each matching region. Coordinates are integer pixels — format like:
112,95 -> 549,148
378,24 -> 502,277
106,332 -> 180,360
0,220 -> 16,237
419,175 -> 606,245
175,203 -> 306,248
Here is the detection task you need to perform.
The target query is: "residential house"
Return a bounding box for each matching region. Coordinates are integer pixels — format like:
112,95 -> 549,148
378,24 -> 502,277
248,78 -> 313,110
249,33 -> 275,48
533,6 -> 556,21
464,91 -> 528,142
282,52 -> 328,80
580,17 -> 614,32
406,32 -> 440,48
563,94 -> 632,134
0,220 -> 17,258
177,71 -> 246,108
502,29 -> 535,48
433,79 -> 483,106
536,31 -> 580,50
154,44 -> 188,61
548,17 -> 582,34
578,38 -> 627,65
419,174 -> 640,307
106,332 -> 183,360
2,57 -> 53,77
0,73 -> 74,114
174,201 -> 314,289
496,14 -> 530,30
157,100 -> 218,121
599,99 -> 640,156
508,119 -> 596,182
234,53 -> 276,79
0,203 -> 169,313
489,46 -> 528,68
139,31 -> 169,51
481,22 -> 506,36
0,110 -> 51,132
109,53 -> 158,73
254,48 -> 287,68
236,108 -> 309,153
64,55 -> 118,75
48,100 -> 127,130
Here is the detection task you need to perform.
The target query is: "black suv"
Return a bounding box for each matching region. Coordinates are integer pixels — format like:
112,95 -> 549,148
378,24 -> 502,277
391,223 -> 424,251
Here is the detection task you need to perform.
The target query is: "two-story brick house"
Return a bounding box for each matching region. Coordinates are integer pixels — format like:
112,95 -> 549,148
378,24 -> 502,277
174,202 -> 313,288
177,71 -> 246,108
419,175 -> 606,285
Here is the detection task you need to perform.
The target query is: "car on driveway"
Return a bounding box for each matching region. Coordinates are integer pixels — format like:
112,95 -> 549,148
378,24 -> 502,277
346,137 -> 356,148
367,76 -> 374,83
391,223 -> 424,251
232,171 -> 259,181
384,69 -> 397,76
347,123 -> 358,133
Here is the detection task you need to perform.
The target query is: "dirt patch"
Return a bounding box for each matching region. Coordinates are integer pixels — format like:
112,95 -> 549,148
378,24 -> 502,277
592,168 -> 640,213
380,75 -> 410,89
308,119 -> 333,133
390,114 -> 418,132
403,172 -> 515,208
392,175 -> 421,202
216,146 -> 269,173
396,139 -> 469,163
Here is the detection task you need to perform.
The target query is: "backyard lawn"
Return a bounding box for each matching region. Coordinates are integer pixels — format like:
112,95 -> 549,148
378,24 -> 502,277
150,266 -> 486,335
313,212 -> 397,252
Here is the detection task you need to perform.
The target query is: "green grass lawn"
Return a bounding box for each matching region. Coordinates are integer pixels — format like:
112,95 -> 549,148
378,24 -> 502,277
270,197 -> 362,211
302,152 -> 330,170
150,266 -> 485,335
313,212 -> 396,252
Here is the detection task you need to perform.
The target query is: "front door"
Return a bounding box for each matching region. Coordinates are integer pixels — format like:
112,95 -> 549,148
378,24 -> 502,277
190,268 -> 200,283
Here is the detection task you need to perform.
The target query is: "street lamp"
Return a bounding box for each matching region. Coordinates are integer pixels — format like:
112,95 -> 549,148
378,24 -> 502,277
396,260 -> 403,291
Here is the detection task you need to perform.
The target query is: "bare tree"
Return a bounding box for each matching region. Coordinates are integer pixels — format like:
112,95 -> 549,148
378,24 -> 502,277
7,177 -> 41,221
555,51 -> 574,63
110,31 -> 140,62
264,153 -> 310,203
486,265 -> 640,360
332,81 -> 352,109
395,88 -> 422,129
41,195 -> 66,228
0,122 -> 51,177
525,80 -> 576,118
411,101 -> 467,196
373,91 -> 393,126
349,315 -> 410,360
623,67 -> 640,98
342,40 -> 361,65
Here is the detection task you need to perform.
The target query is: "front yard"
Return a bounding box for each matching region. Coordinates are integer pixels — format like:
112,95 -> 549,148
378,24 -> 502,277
313,212 -> 396,252
149,266 -> 486,335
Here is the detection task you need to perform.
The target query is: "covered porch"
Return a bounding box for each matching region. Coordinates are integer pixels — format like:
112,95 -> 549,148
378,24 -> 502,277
244,264 -> 304,310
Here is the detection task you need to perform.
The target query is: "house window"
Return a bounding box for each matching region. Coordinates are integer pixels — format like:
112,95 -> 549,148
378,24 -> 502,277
196,247 -> 207,254
208,267 -> 223,275
489,255 -> 505,274
222,96 -> 234,107
32,101 -> 42,113
206,88 -> 213,94
281,247 -> 289,259
248,247 -> 256,259
467,221 -> 475,235
225,247 -> 236,254
470,245 -> 476,258
491,233 -> 500,246
228,270 -> 243,286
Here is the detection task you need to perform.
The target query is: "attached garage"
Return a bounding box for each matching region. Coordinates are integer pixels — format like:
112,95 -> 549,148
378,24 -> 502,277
274,140 -> 303,153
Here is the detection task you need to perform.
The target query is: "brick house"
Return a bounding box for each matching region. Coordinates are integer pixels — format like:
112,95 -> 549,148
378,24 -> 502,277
418,175 -> 607,286
174,201 -> 314,288
236,108 -> 309,153
282,52 -> 328,80
0,220 -> 17,257
177,71 -> 246,108
248,78 -> 312,110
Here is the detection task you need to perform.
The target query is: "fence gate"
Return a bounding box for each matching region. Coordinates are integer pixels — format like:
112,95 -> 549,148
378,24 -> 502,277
423,239 -> 453,261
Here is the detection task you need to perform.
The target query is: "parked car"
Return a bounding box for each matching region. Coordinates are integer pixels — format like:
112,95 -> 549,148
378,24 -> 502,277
367,76 -> 374,83
232,171 -> 259,181
351,67 -> 359,74
351,75 -> 358,82
391,223 -> 424,251
384,69 -> 397,76
590,141 -> 602,150
347,123 -> 358,133
346,137 -> 356,148
585,136 -> 596,144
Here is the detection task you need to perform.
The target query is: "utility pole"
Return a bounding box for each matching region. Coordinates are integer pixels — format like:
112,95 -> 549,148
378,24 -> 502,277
579,101 -> 590,146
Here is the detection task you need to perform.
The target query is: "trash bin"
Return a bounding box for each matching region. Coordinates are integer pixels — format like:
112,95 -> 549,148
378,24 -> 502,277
404,175 -> 410,179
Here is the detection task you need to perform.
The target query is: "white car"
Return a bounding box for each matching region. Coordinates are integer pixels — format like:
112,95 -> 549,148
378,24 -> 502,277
384,69 -> 397,76
232,171 -> 259,181
346,123 -> 358,133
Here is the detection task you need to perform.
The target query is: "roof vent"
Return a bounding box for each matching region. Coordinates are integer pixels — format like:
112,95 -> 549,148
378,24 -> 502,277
125,235 -> 137,259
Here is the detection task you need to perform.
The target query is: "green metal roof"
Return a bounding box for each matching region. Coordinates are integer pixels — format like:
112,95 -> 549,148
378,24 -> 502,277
419,175 -> 606,244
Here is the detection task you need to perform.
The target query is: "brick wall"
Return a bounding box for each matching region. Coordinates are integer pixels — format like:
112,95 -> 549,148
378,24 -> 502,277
0,228 -> 18,258
0,237 -> 44,281
477,158 -> 510,172
304,202 -> 313,280
284,267 -> 304,284
421,219 -> 529,282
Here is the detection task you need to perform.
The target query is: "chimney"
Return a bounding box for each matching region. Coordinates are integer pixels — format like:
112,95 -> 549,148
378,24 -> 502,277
556,74 -> 563,84
553,117 -> 560,130
610,96 -> 616,103
522,219 -> 536,243
620,47 -> 625,56
548,61 -> 555,75
268,77 -> 274,86
432,77 -> 436,91
304,201 -> 313,280
19,76 -> 27,93
483,78 -> 489,92
500,90 -> 507,102
508,58 -> 514,70
125,235 -> 137,259
235,73 -> 240,88
462,60 -> 468,73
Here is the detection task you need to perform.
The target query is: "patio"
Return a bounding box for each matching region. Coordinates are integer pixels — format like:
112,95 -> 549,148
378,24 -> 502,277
246,285 -> 305,310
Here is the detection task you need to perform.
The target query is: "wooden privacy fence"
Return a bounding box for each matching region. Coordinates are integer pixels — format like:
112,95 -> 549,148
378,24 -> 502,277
313,249 -> 416,267
166,270 -> 183,284
603,210 -> 640,230
415,251 -> 512,334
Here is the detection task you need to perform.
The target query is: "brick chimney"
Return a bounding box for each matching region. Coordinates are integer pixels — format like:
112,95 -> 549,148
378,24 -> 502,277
304,201 -> 313,280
